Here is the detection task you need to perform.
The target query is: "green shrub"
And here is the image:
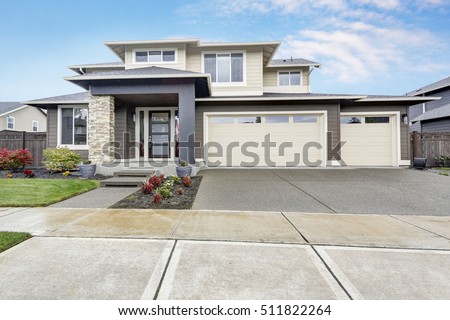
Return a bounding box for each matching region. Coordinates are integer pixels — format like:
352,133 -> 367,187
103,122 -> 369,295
42,147 -> 81,172
156,179 -> 174,198
436,154 -> 450,167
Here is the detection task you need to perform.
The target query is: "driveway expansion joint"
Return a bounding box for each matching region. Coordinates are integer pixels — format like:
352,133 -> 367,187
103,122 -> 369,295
280,211 -> 310,243
153,240 -> 178,300
270,170 -> 337,213
389,215 -> 450,241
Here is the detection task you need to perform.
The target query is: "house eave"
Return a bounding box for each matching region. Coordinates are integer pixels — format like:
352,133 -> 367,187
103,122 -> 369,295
355,97 -> 441,102
196,95 -> 367,102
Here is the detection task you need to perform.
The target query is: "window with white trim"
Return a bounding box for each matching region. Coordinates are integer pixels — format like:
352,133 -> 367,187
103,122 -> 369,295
278,71 -> 301,86
204,53 -> 244,83
7,116 -> 14,130
60,107 -> 88,146
32,120 -> 39,132
134,50 -> 176,63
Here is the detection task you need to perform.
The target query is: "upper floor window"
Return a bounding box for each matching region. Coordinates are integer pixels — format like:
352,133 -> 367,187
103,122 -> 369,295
32,120 -> 39,132
7,116 -> 14,130
60,107 -> 88,146
278,71 -> 301,86
134,50 -> 176,63
204,53 -> 244,83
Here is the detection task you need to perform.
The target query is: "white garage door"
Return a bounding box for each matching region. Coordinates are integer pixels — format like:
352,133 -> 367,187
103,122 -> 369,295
205,113 -> 326,167
340,115 -> 395,166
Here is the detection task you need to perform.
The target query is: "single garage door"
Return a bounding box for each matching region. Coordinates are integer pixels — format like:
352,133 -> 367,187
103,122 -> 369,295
205,112 -> 326,167
340,115 -> 395,166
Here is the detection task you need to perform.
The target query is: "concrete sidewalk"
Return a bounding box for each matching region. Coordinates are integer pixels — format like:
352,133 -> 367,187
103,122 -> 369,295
0,207 -> 449,299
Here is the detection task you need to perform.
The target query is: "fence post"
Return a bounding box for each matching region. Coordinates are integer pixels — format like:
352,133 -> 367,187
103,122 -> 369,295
411,131 -> 421,159
22,131 -> 26,149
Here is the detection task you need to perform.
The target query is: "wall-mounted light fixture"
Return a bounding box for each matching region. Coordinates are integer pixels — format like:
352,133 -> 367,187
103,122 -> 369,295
131,112 -> 136,122
401,113 -> 408,125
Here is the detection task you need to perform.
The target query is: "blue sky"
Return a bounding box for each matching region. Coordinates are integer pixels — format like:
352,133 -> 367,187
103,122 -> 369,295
1,0 -> 449,101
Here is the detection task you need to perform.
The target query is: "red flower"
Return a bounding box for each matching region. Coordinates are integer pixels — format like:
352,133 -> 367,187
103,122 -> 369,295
24,170 -> 33,175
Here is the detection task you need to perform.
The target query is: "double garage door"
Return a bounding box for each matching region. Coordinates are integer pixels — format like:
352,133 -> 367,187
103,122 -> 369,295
205,112 -> 326,167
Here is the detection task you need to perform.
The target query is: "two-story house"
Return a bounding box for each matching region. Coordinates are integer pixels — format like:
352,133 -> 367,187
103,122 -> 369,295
407,76 -> 450,132
25,39 -> 434,175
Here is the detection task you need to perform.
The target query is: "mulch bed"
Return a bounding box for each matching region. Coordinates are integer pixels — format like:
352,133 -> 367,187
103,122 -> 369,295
110,176 -> 202,210
0,168 -> 108,180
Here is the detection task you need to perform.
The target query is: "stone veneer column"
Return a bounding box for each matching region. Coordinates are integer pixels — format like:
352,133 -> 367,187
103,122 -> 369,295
88,95 -> 115,164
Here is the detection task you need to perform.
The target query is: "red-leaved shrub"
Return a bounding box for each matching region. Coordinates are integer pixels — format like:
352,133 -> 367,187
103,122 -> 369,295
177,187 -> 184,195
182,176 -> 192,187
0,148 -> 32,171
153,193 -> 162,204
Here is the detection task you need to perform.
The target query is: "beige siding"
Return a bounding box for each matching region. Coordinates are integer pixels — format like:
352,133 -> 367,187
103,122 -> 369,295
195,102 -> 339,160
263,67 -> 309,87
186,45 -> 263,96
340,105 -> 409,160
124,44 -> 186,70
85,67 -> 123,74
0,106 -> 47,132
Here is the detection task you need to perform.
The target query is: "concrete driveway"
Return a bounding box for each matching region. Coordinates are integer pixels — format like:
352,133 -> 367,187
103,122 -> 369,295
193,168 -> 450,215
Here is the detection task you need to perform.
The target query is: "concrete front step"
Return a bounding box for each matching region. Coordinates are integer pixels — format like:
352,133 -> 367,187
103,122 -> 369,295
113,169 -> 155,178
100,177 -> 146,188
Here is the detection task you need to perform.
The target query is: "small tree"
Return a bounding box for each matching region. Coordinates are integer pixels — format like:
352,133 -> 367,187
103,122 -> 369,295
42,147 -> 81,172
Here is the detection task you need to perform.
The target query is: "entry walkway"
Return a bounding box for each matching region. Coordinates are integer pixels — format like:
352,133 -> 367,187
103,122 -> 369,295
0,207 -> 449,299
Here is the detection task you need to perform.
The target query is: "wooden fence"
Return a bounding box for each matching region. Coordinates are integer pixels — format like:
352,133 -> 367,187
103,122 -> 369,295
411,131 -> 450,167
0,130 -> 47,167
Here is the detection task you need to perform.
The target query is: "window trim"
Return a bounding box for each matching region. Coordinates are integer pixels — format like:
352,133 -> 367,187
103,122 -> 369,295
201,50 -> 246,86
32,120 -> 39,132
6,115 -> 15,130
278,70 -> 303,86
57,105 -> 89,150
132,48 -> 178,64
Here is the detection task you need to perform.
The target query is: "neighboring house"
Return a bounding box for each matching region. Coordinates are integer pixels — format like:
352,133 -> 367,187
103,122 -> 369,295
0,102 -> 47,132
407,76 -> 450,132
25,38 -> 434,175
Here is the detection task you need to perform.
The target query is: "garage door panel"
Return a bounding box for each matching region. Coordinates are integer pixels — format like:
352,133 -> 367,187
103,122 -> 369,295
207,113 -> 324,167
341,115 -> 395,166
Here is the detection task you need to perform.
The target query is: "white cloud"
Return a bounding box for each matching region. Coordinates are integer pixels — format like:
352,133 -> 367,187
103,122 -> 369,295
352,0 -> 401,10
279,22 -> 442,84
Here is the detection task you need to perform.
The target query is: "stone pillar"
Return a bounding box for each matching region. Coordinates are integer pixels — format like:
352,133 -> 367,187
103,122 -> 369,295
178,84 -> 196,164
88,95 -> 115,164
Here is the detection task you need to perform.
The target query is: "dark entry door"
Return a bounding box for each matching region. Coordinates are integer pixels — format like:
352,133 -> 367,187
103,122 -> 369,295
149,111 -> 170,158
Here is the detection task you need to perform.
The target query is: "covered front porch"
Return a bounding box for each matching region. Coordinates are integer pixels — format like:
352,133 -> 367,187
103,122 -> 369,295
64,66 -> 210,175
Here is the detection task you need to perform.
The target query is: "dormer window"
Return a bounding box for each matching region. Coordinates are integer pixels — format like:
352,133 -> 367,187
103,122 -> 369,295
278,71 -> 302,86
204,52 -> 244,84
134,49 -> 176,63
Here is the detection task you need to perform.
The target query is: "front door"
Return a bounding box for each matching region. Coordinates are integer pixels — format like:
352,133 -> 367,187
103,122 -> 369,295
149,111 -> 170,158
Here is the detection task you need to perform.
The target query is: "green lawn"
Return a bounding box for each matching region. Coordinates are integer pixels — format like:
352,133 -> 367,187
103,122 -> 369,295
0,232 -> 32,253
0,179 -> 99,207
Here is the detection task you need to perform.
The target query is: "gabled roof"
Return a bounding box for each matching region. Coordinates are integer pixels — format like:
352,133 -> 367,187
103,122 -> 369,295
0,102 -> 23,115
24,92 -> 90,105
268,58 -> 320,68
407,76 -> 450,96
412,104 -> 450,123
